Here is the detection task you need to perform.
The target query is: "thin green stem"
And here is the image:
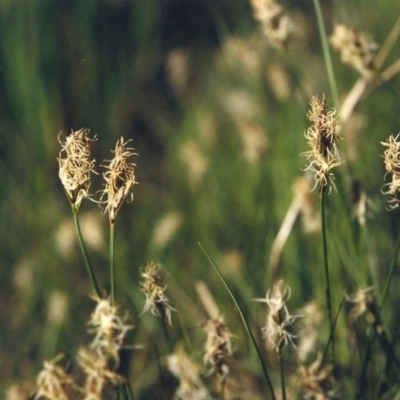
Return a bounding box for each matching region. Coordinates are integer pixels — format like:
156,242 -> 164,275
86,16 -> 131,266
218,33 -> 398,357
110,221 -> 116,305
71,205 -> 101,298
277,345 -> 287,400
320,190 -> 334,364
199,243 -> 276,400
313,0 -> 339,110
380,216 -> 400,311
122,382 -> 135,400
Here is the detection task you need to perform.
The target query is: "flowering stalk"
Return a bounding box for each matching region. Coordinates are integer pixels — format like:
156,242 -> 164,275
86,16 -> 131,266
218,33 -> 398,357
302,95 -> 342,364
101,137 -> 137,304
58,129 -> 101,297
380,134 -> 400,310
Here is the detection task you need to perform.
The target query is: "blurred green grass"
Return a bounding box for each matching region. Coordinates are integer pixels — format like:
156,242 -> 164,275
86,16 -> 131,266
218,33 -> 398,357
1,0 -> 400,398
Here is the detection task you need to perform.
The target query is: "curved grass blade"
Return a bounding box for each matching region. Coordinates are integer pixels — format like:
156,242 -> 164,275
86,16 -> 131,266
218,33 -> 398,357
199,242 -> 276,400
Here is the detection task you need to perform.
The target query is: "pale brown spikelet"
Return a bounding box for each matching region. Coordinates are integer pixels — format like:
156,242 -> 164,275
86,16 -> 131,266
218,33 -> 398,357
34,354 -> 74,400
87,296 -> 133,367
238,120 -> 268,165
351,179 -> 375,226
167,346 -> 211,400
140,262 -> 175,327
100,137 -> 137,223
302,95 -> 342,193
297,301 -> 323,363
300,357 -> 339,399
77,346 -> 124,400
47,291 -> 68,327
203,317 -> 234,381
254,280 -> 301,349
330,23 -> 377,75
381,134 -> 400,210
250,0 -> 293,50
5,383 -> 35,400
150,212 -> 183,251
179,140 -> 207,185
345,286 -> 379,331
293,176 -> 320,234
58,128 -> 97,211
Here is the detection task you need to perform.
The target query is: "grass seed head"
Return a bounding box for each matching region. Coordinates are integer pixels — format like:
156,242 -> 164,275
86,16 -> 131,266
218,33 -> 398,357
58,128 -> 97,212
167,347 -> 210,400
140,262 -> 175,327
330,23 -> 377,75
203,317 -> 234,381
250,0 -> 293,50
100,137 -> 137,224
302,95 -> 342,193
381,134 -> 400,209
254,280 -> 301,349
87,296 -> 133,368
34,355 -> 73,400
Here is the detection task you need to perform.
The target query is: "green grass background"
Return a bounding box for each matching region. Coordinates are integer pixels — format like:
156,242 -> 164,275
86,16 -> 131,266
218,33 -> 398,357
1,0 -> 400,398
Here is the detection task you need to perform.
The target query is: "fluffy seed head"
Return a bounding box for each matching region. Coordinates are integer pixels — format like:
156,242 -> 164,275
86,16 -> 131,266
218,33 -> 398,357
140,262 -> 175,327
34,355 -> 73,400
203,317 -> 234,381
100,137 -> 137,223
58,128 -> 97,211
330,23 -> 377,75
167,347 -> 210,400
87,296 -> 133,367
381,134 -> 400,210
250,0 -> 293,49
302,95 -> 342,193
254,280 -> 301,348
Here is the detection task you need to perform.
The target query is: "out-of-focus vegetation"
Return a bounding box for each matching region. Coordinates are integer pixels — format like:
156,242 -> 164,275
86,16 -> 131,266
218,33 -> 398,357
1,0 -> 400,398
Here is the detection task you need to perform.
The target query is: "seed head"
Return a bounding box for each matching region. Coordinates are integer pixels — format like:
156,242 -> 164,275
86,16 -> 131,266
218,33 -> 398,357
77,346 -> 124,400
101,137 -> 137,223
87,296 -> 133,368
302,95 -> 342,193
250,0 -> 293,50
381,134 -> 400,210
330,23 -> 377,75
58,128 -> 97,211
345,286 -> 379,330
167,347 -> 210,400
140,262 -> 175,327
203,317 -> 234,381
300,357 -> 339,399
34,355 -> 73,400
254,280 -> 301,349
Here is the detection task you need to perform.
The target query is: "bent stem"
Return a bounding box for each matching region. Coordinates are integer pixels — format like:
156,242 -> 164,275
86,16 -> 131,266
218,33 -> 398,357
320,190 -> 334,364
110,221 -> 116,305
199,243 -> 276,400
72,204 -> 101,298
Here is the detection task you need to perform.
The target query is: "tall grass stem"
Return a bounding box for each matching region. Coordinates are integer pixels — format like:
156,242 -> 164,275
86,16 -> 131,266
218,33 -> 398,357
380,216 -> 400,311
313,0 -> 339,110
320,191 -> 334,363
110,221 -> 116,304
72,205 -> 101,298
